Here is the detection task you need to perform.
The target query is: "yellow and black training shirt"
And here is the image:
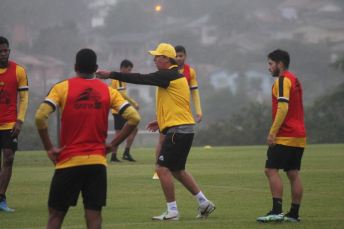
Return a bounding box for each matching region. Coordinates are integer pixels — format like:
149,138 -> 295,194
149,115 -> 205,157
110,65 -> 195,132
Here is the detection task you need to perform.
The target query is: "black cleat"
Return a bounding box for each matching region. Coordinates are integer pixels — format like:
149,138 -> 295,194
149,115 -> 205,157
122,154 -> 136,162
110,154 -> 121,162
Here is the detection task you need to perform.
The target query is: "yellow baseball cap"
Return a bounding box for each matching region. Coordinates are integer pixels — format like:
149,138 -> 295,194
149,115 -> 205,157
149,43 -> 176,59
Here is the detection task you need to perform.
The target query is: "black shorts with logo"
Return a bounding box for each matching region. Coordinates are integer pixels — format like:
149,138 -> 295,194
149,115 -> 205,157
48,164 -> 107,212
157,133 -> 194,172
265,144 -> 304,172
0,129 -> 18,151
113,113 -> 126,130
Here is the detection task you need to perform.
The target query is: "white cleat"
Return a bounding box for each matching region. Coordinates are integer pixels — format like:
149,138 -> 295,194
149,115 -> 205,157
152,210 -> 180,220
196,201 -> 215,218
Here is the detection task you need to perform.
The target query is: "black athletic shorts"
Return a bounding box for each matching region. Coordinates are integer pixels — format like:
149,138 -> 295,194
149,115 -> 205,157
48,164 -> 107,212
157,133 -> 194,172
113,113 -> 126,130
265,144 -> 304,172
0,129 -> 18,151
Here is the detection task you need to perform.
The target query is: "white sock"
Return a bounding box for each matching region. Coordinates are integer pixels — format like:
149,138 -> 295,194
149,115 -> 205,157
167,201 -> 178,214
194,191 -> 209,208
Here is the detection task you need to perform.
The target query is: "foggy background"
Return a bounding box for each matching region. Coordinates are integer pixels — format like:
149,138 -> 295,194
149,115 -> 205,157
1,0 -> 343,150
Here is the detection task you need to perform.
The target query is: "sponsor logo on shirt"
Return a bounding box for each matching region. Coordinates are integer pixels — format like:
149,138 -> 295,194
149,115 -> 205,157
0,89 -> 10,104
74,88 -> 102,109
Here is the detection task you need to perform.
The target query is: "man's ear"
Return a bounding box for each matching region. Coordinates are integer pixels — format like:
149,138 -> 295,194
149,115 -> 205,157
95,64 -> 98,72
278,61 -> 283,69
74,63 -> 77,72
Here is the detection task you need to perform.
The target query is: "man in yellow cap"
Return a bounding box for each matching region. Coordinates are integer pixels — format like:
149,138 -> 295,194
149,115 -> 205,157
96,43 -> 215,220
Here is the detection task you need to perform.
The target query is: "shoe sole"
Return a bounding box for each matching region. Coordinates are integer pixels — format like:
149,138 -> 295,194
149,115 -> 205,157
284,218 -> 300,222
152,217 -> 179,221
257,218 -> 284,223
122,157 -> 136,162
0,207 -> 15,212
196,206 -> 216,218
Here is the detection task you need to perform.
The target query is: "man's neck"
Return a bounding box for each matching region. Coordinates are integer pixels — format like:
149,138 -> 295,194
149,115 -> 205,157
279,68 -> 288,77
178,64 -> 184,70
0,61 -> 9,69
77,73 -> 94,79
161,63 -> 173,70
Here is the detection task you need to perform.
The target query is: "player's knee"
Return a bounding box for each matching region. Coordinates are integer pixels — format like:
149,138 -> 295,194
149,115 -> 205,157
134,127 -> 139,134
3,156 -> 14,166
286,170 -> 299,180
264,168 -> 276,177
171,170 -> 183,179
264,168 -> 270,176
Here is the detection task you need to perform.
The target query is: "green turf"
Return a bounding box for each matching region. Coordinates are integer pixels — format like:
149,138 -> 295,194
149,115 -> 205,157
1,144 -> 343,229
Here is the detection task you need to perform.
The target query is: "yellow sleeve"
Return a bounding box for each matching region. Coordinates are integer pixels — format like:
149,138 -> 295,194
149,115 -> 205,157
35,103 -> 54,129
189,68 -> 202,114
16,65 -> 29,89
109,87 -> 130,113
270,77 -> 291,135
191,89 -> 202,114
121,106 -> 140,125
118,90 -> 138,107
189,68 -> 198,88
16,65 -> 29,122
44,81 -> 69,113
273,76 -> 291,102
17,91 -> 29,122
110,79 -> 119,90
270,102 -> 289,135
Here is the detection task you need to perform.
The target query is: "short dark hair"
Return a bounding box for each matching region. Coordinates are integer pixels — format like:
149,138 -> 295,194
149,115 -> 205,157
0,36 -> 9,47
76,49 -> 97,74
161,56 -> 177,65
268,49 -> 290,68
175,45 -> 186,54
120,59 -> 133,69
169,58 -> 177,65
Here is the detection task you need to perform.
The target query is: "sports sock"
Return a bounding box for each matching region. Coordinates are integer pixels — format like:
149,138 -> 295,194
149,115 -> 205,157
272,198 -> 283,214
167,201 -> 178,214
194,191 -> 209,208
123,148 -> 130,156
289,203 -> 300,218
0,194 -> 5,202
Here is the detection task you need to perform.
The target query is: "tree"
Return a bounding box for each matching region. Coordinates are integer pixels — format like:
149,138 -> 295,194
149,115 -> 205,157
305,84 -> 344,143
194,102 -> 271,146
330,57 -> 344,72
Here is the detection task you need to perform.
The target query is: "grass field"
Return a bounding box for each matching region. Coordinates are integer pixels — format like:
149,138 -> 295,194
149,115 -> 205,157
1,144 -> 343,229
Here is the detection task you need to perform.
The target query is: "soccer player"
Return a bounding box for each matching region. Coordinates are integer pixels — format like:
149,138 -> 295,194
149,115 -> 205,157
96,43 -> 215,220
151,45 -> 202,179
35,49 -> 140,228
257,49 -> 306,223
0,36 -> 29,212
110,59 -> 139,162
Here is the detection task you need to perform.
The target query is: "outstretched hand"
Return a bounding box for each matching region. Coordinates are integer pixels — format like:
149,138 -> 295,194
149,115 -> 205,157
95,70 -> 111,79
